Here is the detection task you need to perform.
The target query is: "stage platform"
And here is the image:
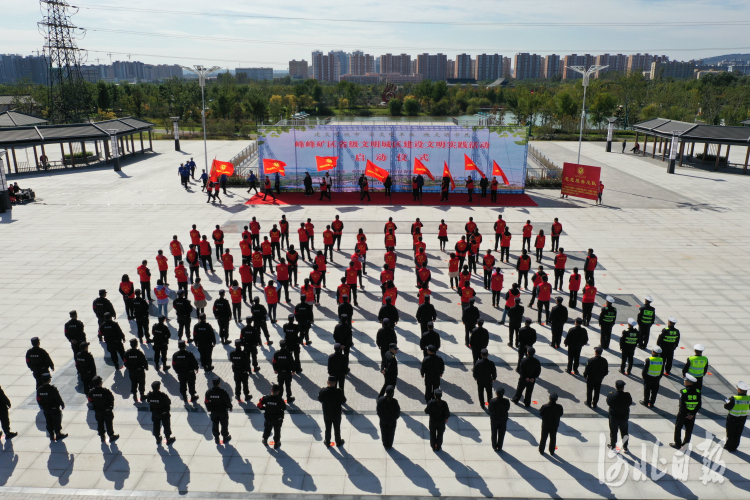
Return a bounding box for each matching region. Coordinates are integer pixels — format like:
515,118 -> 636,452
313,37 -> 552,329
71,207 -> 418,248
244,191 -> 538,207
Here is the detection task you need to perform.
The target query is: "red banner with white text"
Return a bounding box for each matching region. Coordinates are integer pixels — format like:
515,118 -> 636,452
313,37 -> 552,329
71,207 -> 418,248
561,162 -> 601,200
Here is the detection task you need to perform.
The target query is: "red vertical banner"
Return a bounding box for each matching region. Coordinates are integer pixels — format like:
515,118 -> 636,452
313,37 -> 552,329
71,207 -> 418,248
561,162 -> 601,200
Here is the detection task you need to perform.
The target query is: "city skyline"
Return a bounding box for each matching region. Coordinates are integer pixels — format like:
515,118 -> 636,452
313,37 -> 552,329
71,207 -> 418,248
3,0 -> 750,72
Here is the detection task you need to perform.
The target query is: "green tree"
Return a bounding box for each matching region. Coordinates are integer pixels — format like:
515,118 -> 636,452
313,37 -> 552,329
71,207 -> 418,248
388,98 -> 403,116
588,92 -> 617,129
403,98 -> 420,116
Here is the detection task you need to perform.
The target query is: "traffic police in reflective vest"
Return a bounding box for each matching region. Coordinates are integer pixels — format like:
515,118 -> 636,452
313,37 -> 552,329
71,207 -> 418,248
670,374 -> 701,449
598,296 -> 617,349
724,381 -> 750,452
619,319 -> 639,375
682,344 -> 708,390
656,317 -> 680,375
640,346 -> 664,408
637,295 -> 656,349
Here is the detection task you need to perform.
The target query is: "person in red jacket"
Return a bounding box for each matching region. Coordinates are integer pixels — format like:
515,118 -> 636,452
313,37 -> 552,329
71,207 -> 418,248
597,181 -> 604,205
355,237 -> 368,275
137,260 -> 153,301
249,217 -> 261,247
454,235 -> 469,270
568,267 -> 581,308
417,262 -> 431,289
298,223 -> 311,261
581,279 -> 597,326
156,250 -> 170,287
286,245 -> 299,287
275,258 -> 290,303
119,274 -> 136,320
261,237 -> 273,271
550,218 -> 562,252
221,249 -> 234,285
314,251 -> 327,287
189,224 -> 201,246
351,248 -> 365,287
279,215 -> 290,249
304,218 -> 315,251
380,265 -> 394,294
331,215 -> 344,251
322,225 -> 335,262
438,220 -> 448,252
251,248 -> 264,284
238,261 -> 253,302
516,249 -> 531,289
490,268 -> 504,307
534,230 -> 546,263
584,248 -> 598,287
536,275 -> 552,324
493,215 -> 506,251
263,176 -> 275,202
418,284 -> 431,305
264,280 -> 279,322
239,234 -> 252,266
309,265 -> 323,304
384,229 -> 396,249
229,280 -> 243,322
459,279 -> 475,305
465,217 -> 477,236
361,177 -> 371,201
212,225 -> 224,261
522,220 -> 533,252
414,247 -> 428,272
499,228 -> 512,263
466,176 -> 475,202
169,235 -> 184,267
384,247 -> 397,276
199,235 -> 214,272
447,253 -> 460,288
501,284 -> 520,325
383,281 -> 398,305
345,261 -> 359,306
483,250 -> 496,290
553,248 -> 567,291
174,261 -> 189,295
269,225 -> 282,260
186,244 -> 200,284
319,177 -> 331,201
490,176 -> 499,203
337,278 -> 351,305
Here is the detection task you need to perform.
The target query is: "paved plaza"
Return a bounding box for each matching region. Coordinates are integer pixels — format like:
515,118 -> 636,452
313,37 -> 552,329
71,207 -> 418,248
1,138 -> 750,498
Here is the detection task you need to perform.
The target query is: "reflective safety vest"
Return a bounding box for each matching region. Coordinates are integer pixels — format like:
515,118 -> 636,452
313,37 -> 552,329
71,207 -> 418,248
622,329 -> 639,346
687,356 -> 708,378
729,395 -> 750,417
661,328 -> 680,344
682,388 -> 701,412
601,306 -> 617,324
640,308 -> 655,325
646,357 -> 663,377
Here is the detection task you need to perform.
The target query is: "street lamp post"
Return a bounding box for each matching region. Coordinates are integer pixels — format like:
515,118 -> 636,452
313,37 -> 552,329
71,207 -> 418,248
107,129 -> 121,171
667,130 -> 679,174
606,117 -> 618,152
565,65 -> 608,163
170,116 -> 181,152
181,65 -> 221,175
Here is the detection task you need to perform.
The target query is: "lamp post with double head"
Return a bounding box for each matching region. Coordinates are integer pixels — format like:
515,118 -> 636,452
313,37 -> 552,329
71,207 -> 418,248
180,65 -> 221,174
565,65 -> 608,163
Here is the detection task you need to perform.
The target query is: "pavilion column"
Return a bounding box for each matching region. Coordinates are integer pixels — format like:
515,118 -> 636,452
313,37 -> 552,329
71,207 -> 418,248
726,145 -> 731,165
94,140 -> 99,158
661,140 -> 668,161
104,139 -> 111,163
715,145 -> 721,171
690,142 -> 695,157
702,143 -> 708,164
678,141 -> 686,167
744,146 -> 749,174
69,143 -> 76,167
81,142 -> 89,164
634,131 -> 639,149
33,146 -> 39,169
130,134 -> 135,155
60,143 -> 66,166
40,144 -> 46,164
140,132 -> 144,153
4,150 -> 9,173
651,137 -> 657,158
643,135 -> 648,156
658,137 -> 663,153
148,130 -> 153,150
11,148 -> 18,173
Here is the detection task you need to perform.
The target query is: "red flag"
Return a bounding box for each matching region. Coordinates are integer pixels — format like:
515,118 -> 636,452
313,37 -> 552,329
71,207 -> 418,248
364,160 -> 388,182
263,158 -> 286,176
492,160 -> 510,186
442,161 -> 455,190
464,154 -> 485,178
413,158 -> 434,180
210,159 -> 235,181
315,156 -> 338,171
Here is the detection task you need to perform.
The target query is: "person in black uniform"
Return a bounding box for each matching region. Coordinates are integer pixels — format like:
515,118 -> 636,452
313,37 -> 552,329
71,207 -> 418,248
637,295 -> 656,349
172,291 -> 193,342
564,318 -> 588,374
473,349 -> 497,407
507,297 -> 524,347
37,373 -> 67,442
193,314 -> 216,372
583,346 -> 608,408
251,297 -> 271,345
488,388 -> 510,451
318,376 -> 347,447
272,340 -> 295,402
513,347 -> 541,407
132,290 -> 150,342
606,380 -> 632,451
379,344 -> 399,397
74,342 -> 96,395
538,393 -> 563,455
517,318 -> 537,369
0,386 -> 18,439
469,320 -> 490,363
26,337 -> 54,388
283,314 -> 303,373
338,296 -> 354,323
92,289 -> 116,326
258,384 -> 287,448
657,317 -> 680,376
619,319 -> 639,374
641,346 -> 664,408
378,297 -> 400,327
425,388 -> 450,452
724,381 -> 750,452
172,340 -> 199,403
294,295 -> 314,346
240,317 -> 261,372
64,310 -> 86,357
416,296 -> 437,333
229,340 -> 252,401
376,319 -> 397,361
145,381 -> 176,444
671,374 -> 701,449
87,376 -> 119,443
333,315 -> 354,358
205,378 -> 233,444
377,385 -> 400,449
421,345 -> 445,403
151,315 -> 171,370
328,344 -> 349,394
461,299 -> 480,346
124,339 -> 148,402
549,297 -> 568,348
598,296 -> 617,350
100,312 -> 126,368
212,290 -> 231,345
419,322 -> 441,358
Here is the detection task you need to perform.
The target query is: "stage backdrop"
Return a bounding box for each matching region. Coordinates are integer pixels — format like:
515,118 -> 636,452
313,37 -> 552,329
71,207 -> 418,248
257,125 -> 529,193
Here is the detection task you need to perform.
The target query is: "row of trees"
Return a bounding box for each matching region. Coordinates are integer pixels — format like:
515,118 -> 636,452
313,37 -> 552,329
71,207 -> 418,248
2,71 -> 748,135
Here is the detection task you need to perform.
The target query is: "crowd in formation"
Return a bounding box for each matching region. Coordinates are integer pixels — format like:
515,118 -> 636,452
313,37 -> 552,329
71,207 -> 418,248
13,213 -> 748,458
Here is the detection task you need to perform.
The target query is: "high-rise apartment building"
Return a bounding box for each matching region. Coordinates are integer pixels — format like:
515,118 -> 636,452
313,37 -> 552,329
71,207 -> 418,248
513,53 -> 542,80
541,55 -> 562,79
312,52 -> 340,82
289,59 -> 308,79
454,54 -> 473,79
329,51 -> 349,78
348,53 -> 375,75
235,68 -> 273,81
474,54 -> 502,81
379,54 -> 412,75
595,54 -> 628,76
502,57 -> 512,78
416,53 -> 448,81
0,54 -> 48,84
562,54 -> 596,79
650,60 -> 695,80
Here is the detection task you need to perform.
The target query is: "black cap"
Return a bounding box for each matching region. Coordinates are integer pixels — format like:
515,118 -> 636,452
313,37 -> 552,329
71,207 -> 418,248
69,310 -> 77,316
279,339 -> 287,346
129,339 -> 138,346
549,392 -> 559,401
427,345 -> 436,352
158,315 -> 166,321
615,380 -> 626,388
79,342 -> 89,348
41,372 -> 51,380
31,337 -> 39,344
235,339 -> 242,345
91,375 -> 102,384
389,343 -> 398,350
152,381 -> 161,389
385,385 -> 395,394
288,314 -> 294,320
328,376 -> 337,383
334,343 -> 342,349
480,348 -> 488,355
434,389 -> 443,396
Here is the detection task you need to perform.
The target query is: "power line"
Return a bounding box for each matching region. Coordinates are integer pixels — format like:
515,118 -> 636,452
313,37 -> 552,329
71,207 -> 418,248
74,3 -> 750,28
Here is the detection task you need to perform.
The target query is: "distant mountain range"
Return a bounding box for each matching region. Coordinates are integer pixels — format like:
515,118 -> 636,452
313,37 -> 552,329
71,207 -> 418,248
701,53 -> 750,65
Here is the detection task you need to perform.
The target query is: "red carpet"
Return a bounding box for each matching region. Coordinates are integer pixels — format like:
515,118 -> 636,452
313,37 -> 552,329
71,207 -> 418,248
244,192 -> 538,207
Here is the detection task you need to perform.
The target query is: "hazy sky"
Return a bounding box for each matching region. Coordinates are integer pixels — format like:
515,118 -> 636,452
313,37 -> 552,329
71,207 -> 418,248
4,0 -> 750,69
